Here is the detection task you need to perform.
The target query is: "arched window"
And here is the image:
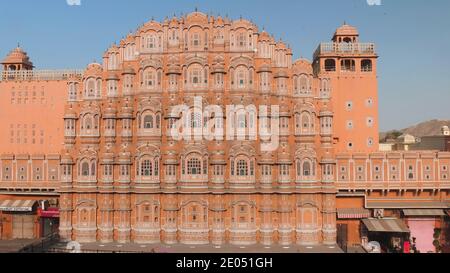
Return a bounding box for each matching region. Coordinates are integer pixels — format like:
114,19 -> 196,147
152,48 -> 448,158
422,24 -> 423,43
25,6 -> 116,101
86,78 -> 96,97
81,162 -> 89,176
68,83 -> 77,101
301,112 -> 313,134
361,59 -> 372,72
147,35 -> 157,49
93,115 -> 99,130
237,160 -> 248,176
144,68 -> 156,88
324,59 -> 336,72
192,70 -> 200,84
238,114 -> 247,129
303,161 -> 311,176
341,59 -> 356,72
96,79 -> 102,97
91,162 -> 96,176
237,32 -> 246,47
191,33 -> 201,47
187,64 -> 204,87
296,158 -> 316,180
144,115 -> 153,129
296,161 -> 302,176
343,37 -> 352,43
235,66 -> 247,88
141,160 -> 152,176
84,115 -> 92,130
299,75 -> 309,93
190,112 -> 202,129
187,158 -> 201,175
320,79 -> 330,98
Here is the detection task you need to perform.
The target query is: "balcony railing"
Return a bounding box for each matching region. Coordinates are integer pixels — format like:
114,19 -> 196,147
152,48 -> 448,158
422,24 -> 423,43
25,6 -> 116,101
337,180 -> 450,191
314,42 -> 376,59
1,69 -> 83,81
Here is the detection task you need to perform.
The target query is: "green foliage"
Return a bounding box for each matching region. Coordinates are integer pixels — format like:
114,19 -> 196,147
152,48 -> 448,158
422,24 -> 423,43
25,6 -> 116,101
433,228 -> 442,253
381,130 -> 403,142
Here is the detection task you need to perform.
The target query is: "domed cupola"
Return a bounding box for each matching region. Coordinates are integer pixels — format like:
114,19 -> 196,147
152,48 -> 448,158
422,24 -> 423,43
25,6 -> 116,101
332,23 -> 359,43
1,45 -> 34,71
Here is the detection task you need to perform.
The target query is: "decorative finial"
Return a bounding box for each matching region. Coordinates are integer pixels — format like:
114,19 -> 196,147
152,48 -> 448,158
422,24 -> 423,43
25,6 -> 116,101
195,7 -> 198,12
17,42 -> 20,48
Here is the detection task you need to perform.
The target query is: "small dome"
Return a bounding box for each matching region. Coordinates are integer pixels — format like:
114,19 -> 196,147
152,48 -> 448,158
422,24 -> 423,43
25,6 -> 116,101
1,46 -> 33,68
334,24 -> 359,37
84,63 -> 103,78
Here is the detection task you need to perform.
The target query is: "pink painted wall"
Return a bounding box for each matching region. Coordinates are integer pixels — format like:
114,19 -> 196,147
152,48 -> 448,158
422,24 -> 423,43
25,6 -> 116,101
407,218 -> 436,253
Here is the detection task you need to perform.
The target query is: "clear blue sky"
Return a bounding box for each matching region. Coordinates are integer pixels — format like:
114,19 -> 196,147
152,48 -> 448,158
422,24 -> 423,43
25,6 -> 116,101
1,0 -> 449,131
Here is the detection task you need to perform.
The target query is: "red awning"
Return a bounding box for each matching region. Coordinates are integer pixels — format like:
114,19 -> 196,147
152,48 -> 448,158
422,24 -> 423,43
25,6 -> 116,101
337,208 -> 371,219
38,208 -> 60,218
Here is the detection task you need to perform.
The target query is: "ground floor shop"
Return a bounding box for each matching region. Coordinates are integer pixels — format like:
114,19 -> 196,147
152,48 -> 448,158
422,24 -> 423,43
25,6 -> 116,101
0,198 -> 59,240
361,218 -> 411,253
403,209 -> 446,253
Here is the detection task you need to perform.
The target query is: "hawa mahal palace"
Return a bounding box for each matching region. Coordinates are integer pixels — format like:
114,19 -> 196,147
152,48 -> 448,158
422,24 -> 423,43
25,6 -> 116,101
0,12 -> 448,252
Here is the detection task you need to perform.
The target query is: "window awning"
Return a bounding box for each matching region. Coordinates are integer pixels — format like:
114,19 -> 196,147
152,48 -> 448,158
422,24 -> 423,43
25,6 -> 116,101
403,209 -> 446,217
0,200 -> 38,212
337,208 -> 371,219
362,218 -> 410,233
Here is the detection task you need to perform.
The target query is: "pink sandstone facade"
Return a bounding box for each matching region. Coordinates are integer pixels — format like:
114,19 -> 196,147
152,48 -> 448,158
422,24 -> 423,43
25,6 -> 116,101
0,12 -> 448,251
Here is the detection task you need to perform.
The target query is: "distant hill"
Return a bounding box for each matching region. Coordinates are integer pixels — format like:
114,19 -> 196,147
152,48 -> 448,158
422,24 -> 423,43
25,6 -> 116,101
380,119 -> 450,142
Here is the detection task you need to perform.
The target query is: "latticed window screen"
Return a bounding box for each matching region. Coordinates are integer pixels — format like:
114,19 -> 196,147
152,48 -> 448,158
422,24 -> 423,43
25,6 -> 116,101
141,160 -> 152,176
237,160 -> 248,176
187,158 -> 201,175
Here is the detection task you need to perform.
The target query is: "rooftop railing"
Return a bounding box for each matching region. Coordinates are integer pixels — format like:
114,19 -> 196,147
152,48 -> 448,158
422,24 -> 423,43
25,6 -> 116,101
1,69 -> 83,81
314,42 -> 376,59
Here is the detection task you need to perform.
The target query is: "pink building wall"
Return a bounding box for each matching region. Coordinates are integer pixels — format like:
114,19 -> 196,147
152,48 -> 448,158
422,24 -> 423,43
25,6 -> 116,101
407,218 -> 437,253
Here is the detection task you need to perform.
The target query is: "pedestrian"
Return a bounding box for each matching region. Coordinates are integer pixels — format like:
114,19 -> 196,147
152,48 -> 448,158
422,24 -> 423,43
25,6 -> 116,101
404,240 -> 411,254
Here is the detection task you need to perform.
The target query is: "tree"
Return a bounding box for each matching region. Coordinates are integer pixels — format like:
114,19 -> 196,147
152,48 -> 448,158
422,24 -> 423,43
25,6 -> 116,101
433,228 -> 442,253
